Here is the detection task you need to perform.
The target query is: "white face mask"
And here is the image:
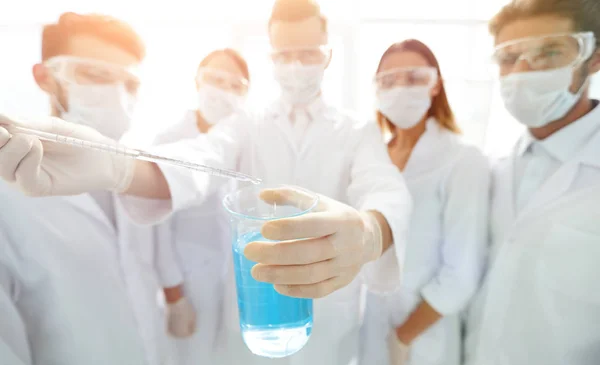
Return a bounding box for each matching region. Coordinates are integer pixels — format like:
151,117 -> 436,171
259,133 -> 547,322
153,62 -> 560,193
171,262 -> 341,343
500,66 -> 585,128
273,61 -> 325,105
197,84 -> 244,125
58,83 -> 136,140
376,86 -> 432,129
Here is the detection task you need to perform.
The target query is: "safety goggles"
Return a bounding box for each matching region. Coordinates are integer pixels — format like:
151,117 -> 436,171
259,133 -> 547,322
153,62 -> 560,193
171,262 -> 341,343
270,45 -> 332,65
374,67 -> 438,90
492,32 -> 596,76
45,56 -> 141,95
196,68 -> 249,96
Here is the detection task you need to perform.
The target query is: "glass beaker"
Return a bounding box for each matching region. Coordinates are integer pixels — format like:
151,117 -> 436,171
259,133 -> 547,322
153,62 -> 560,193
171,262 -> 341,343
222,184 -> 319,358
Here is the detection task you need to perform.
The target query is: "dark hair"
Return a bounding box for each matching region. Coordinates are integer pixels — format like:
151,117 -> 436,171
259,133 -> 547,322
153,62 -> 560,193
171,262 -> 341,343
41,12 -> 145,62
490,0 -> 600,46
198,48 -> 250,82
375,39 -> 460,134
268,0 -> 327,32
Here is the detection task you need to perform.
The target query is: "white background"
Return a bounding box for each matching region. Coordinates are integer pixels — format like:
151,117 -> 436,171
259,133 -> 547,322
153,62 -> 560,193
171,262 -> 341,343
1,0 -> 599,156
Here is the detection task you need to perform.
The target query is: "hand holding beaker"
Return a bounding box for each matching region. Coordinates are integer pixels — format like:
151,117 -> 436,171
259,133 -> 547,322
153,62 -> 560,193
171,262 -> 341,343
246,186 -> 384,299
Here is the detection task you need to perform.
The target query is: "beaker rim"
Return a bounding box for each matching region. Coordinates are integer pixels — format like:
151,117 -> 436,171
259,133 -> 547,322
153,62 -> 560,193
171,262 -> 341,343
222,184 -> 320,221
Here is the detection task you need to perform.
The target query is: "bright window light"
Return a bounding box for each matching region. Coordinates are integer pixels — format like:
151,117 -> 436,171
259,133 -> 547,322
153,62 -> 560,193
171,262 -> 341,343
2,0 -> 598,157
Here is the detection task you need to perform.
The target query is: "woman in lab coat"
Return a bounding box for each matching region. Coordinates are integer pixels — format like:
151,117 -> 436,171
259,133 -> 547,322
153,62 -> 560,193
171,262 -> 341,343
152,48 -> 250,365
359,39 -> 490,365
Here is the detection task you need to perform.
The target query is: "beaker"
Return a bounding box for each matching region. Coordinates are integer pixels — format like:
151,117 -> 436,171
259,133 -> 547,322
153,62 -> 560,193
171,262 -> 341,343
222,184 -> 319,358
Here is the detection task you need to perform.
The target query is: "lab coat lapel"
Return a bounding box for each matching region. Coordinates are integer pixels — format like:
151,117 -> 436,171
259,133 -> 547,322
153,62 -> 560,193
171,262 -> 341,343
495,155 -> 517,226
403,124 -> 459,178
61,194 -> 116,235
518,127 -> 600,220
298,108 -> 337,158
271,107 -> 301,156
518,163 -> 578,220
497,135 -> 528,227
579,128 -> 600,170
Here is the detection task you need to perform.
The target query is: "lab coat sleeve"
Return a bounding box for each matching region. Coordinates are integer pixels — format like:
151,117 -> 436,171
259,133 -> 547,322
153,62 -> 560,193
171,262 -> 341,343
347,121 -> 413,292
421,147 -> 491,315
0,229 -> 32,364
153,219 -> 185,288
119,113 -> 248,225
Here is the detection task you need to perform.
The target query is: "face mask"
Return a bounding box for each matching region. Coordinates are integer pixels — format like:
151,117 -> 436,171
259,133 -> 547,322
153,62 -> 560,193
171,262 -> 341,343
500,66 -> 586,128
58,83 -> 136,140
273,61 -> 325,105
376,86 -> 432,129
197,84 -> 244,125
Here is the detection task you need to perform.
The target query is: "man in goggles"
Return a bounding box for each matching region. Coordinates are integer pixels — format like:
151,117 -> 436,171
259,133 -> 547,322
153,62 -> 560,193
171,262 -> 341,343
34,18 -> 142,141
0,12 -> 169,365
0,1 -> 411,364
465,1 -> 600,364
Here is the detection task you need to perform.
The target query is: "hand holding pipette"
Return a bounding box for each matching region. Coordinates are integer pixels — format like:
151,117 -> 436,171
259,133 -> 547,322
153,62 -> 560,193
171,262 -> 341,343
6,125 -> 261,184
0,114 -> 260,197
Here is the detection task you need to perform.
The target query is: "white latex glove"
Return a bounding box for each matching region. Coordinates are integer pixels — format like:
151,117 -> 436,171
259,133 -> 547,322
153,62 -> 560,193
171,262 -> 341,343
166,297 -> 197,338
0,114 -> 134,196
388,331 -> 410,365
245,186 -> 383,299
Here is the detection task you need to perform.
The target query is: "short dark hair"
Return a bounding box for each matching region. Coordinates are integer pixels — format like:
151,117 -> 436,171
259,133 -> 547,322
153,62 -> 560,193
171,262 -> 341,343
198,48 -> 250,82
41,12 -> 146,62
490,0 -> 600,46
268,0 -> 328,32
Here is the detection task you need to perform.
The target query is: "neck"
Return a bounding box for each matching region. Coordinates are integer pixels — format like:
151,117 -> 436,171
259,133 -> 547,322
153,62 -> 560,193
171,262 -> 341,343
530,96 -> 594,140
291,90 -> 321,109
195,110 -> 212,134
391,115 -> 428,150
50,104 -> 61,118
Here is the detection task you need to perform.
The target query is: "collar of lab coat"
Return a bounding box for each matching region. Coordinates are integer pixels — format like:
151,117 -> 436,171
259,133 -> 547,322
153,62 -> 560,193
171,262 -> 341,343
516,100 -> 600,163
403,118 -> 464,177
277,95 -> 327,121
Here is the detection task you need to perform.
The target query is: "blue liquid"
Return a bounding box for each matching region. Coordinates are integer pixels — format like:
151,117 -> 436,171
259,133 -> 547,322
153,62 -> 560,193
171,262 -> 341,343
233,232 -> 313,358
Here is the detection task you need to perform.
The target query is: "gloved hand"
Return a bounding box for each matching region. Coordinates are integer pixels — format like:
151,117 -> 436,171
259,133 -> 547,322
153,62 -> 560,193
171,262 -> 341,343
245,186 -> 383,299
388,331 -> 410,365
0,114 -> 134,196
166,297 -> 197,338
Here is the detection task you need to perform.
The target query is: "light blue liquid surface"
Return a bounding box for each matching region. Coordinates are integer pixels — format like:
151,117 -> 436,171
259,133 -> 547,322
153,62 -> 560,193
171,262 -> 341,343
233,232 -> 313,358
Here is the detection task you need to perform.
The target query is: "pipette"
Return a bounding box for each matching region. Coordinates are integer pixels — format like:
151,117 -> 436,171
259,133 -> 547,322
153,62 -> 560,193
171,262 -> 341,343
7,125 -> 263,185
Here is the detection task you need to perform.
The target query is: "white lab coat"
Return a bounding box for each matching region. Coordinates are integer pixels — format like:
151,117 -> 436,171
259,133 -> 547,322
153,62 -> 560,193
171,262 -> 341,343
121,97 -> 412,365
0,183 -> 169,365
152,110 -> 232,364
359,120 -> 489,365
464,106 -> 600,365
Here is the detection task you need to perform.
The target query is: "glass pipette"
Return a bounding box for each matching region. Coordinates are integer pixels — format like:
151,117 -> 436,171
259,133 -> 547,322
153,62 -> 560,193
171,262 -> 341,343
8,125 -> 263,185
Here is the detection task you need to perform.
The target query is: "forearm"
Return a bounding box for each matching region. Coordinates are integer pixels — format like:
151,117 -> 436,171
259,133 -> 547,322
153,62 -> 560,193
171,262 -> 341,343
395,300 -> 442,345
124,161 -> 171,199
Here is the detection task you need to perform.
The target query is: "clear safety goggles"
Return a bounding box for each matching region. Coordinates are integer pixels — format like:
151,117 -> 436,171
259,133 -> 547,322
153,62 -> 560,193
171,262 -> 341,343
492,32 -> 597,75
45,56 -> 141,95
196,67 -> 249,96
374,67 -> 438,90
270,45 -> 332,65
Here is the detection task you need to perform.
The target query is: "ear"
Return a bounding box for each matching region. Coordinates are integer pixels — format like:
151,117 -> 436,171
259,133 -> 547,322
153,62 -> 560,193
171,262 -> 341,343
589,50 -> 600,74
32,63 -> 58,94
430,78 -> 443,98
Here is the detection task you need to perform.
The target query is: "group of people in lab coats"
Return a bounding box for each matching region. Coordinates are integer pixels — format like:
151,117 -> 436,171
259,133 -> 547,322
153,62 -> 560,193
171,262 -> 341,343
0,0 -> 599,364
